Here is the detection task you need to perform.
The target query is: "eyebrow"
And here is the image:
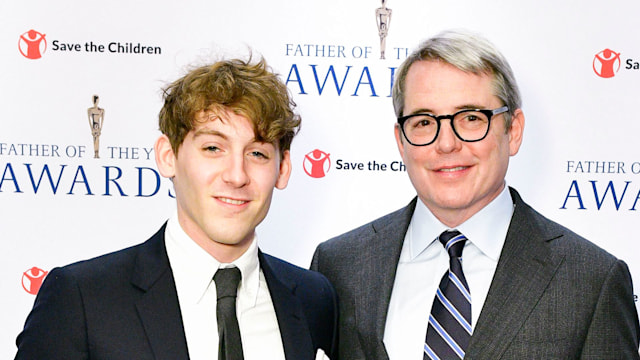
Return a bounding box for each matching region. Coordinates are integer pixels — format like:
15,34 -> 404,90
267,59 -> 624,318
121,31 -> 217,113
191,127 -> 263,145
192,128 -> 228,140
407,104 -> 488,116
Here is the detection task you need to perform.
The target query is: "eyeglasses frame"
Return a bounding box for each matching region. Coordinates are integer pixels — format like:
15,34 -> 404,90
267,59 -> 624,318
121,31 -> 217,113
397,106 -> 510,146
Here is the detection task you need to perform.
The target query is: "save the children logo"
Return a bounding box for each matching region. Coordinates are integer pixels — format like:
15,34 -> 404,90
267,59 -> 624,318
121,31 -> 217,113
17,29 -> 163,59
22,267 -> 48,295
19,29 -> 47,59
593,49 -> 621,78
303,149 -> 331,178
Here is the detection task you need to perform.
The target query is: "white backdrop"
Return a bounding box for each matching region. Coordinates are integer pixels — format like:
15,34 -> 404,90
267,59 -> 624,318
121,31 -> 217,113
2,0 -> 639,357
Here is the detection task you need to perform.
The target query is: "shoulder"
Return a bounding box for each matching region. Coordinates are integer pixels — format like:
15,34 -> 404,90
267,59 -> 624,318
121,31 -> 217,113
15,227 -> 168,358
310,199 -> 415,275
317,198 -> 417,252
30,242 -> 145,318
510,190 -> 640,352
51,243 -> 140,283
260,251 -> 337,322
510,187 -> 620,268
45,225 -> 166,289
260,252 -> 332,290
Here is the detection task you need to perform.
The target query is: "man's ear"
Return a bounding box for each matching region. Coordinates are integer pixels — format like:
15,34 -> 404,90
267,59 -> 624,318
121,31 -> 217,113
508,108 -> 525,156
275,150 -> 292,190
155,135 -> 177,178
394,124 -> 406,159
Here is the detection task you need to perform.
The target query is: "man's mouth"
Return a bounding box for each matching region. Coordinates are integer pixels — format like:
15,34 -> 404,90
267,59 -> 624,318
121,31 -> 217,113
438,166 -> 468,172
218,197 -> 248,205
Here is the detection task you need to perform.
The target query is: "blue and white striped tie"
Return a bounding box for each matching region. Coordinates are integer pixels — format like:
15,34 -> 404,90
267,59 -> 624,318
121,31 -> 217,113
424,230 -> 471,360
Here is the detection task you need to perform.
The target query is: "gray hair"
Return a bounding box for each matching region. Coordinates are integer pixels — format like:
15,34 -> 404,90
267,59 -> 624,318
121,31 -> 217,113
392,29 -> 521,129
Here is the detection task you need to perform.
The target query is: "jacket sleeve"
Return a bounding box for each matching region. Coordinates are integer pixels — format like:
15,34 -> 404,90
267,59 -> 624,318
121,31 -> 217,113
15,267 -> 89,360
310,245 -> 340,360
580,260 -> 640,359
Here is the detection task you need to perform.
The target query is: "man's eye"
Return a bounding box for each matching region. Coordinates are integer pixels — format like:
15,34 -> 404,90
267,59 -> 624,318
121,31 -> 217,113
204,146 -> 220,152
250,151 -> 268,159
412,116 -> 434,127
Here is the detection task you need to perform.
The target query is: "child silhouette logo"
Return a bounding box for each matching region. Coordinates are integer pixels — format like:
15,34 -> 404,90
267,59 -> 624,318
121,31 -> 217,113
22,267 -> 48,295
593,48 -> 621,78
18,29 -> 47,60
303,149 -> 331,178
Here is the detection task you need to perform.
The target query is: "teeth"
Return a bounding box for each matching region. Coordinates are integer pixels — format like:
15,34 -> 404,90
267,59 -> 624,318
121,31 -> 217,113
440,166 -> 466,172
220,197 -> 246,205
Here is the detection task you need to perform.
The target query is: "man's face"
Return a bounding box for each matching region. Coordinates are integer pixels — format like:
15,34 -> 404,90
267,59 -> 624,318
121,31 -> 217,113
395,60 -> 524,227
156,110 -> 291,261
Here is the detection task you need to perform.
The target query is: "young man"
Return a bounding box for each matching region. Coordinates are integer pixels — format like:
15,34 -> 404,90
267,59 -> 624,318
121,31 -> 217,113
311,30 -> 640,359
16,57 -> 337,360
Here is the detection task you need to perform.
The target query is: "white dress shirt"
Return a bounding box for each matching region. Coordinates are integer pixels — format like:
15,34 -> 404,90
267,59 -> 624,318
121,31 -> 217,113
383,185 -> 514,360
165,214 -> 286,360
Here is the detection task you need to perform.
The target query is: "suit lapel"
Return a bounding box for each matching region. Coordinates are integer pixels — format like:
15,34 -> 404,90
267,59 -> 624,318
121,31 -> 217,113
259,251 -> 315,360
132,225 -> 190,360
466,188 -> 565,359
356,199 -> 417,360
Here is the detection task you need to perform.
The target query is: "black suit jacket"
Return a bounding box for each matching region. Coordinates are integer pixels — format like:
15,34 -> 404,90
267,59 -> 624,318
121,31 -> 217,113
15,224 -> 338,360
312,187 -> 640,359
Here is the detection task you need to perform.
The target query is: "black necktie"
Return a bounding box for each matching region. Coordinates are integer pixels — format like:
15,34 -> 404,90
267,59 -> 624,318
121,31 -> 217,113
214,267 -> 244,360
424,230 -> 472,359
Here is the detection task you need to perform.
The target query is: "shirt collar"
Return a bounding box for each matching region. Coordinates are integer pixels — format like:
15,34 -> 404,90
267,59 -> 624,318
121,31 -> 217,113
408,185 -> 514,261
220,232 -> 261,309
164,212 -> 261,307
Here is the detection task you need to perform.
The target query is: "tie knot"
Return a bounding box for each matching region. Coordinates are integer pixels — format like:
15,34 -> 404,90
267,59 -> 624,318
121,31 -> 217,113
213,267 -> 241,300
438,230 -> 467,258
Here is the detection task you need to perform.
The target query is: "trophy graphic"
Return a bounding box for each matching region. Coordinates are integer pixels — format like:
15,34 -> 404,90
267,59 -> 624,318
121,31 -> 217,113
87,95 -> 105,158
376,0 -> 392,59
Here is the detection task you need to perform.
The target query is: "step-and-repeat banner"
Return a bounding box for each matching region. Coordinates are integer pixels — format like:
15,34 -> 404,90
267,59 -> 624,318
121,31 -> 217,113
2,0 -> 639,356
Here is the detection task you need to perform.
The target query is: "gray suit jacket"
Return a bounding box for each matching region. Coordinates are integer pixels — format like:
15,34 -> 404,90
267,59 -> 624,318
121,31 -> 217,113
311,187 -> 640,359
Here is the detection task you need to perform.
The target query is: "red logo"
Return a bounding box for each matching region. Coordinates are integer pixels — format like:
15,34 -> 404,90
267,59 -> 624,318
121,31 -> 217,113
18,29 -> 47,59
593,48 -> 621,78
22,267 -> 48,295
303,149 -> 331,178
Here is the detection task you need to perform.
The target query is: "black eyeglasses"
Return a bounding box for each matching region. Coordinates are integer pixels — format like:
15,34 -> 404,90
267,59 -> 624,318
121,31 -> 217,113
397,106 -> 509,146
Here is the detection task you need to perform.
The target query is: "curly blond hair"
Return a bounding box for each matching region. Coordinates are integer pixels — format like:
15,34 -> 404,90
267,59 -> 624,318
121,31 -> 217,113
159,56 -> 300,156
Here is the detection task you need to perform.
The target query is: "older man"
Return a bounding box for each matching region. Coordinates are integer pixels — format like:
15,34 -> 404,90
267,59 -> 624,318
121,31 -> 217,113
311,30 -> 640,359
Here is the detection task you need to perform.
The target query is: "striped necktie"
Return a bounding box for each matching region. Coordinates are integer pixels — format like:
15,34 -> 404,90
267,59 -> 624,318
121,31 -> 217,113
424,230 -> 471,359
